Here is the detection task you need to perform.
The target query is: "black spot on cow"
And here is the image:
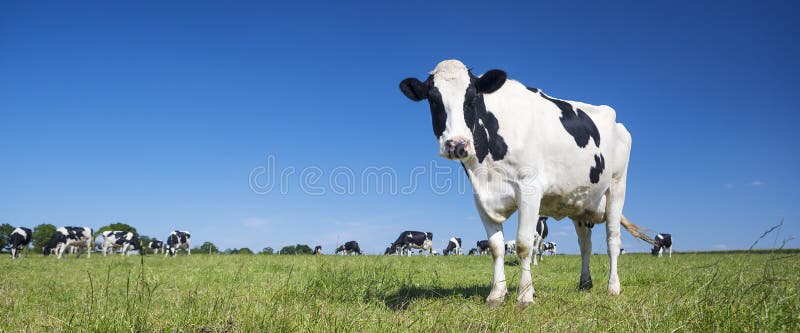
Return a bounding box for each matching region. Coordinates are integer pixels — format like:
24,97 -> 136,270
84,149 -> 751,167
539,93 -> 601,148
526,87 -> 539,94
589,154 -> 605,184
466,72 -> 508,163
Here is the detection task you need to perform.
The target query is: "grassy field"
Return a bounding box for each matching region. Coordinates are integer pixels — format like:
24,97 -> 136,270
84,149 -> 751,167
1,251 -> 798,332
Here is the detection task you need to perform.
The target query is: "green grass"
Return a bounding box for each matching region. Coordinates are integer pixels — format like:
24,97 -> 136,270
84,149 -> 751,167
1,252 -> 798,332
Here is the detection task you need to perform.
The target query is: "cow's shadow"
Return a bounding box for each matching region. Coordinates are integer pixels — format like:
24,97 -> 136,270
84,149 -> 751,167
378,284 -> 493,311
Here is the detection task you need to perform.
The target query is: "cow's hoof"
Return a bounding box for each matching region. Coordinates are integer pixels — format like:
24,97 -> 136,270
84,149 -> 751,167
607,284 -> 621,296
515,299 -> 534,309
578,279 -> 593,290
486,297 -> 505,309
485,290 -> 507,309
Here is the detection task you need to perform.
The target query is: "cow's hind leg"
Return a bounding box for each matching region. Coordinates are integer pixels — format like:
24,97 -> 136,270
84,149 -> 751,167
574,221 -> 593,290
604,174 -> 628,296
481,212 -> 508,308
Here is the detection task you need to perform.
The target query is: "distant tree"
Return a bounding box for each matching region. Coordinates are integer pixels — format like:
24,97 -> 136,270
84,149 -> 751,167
279,245 -> 296,255
199,242 -> 219,254
295,244 -> 312,255
224,248 -> 238,254
260,247 -> 274,255
0,223 -> 15,251
95,223 -> 137,237
238,247 -> 253,255
32,223 -> 57,254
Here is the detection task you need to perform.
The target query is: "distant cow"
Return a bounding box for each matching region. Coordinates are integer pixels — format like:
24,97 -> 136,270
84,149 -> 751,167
651,233 -> 673,258
101,231 -> 143,256
476,240 -> 490,255
388,231 -> 433,256
9,227 -> 32,259
468,248 -> 479,255
336,241 -> 361,255
533,217 -> 549,265
540,241 -> 557,257
619,248 -> 626,255
166,230 -> 191,256
149,240 -> 164,254
505,240 -> 516,255
313,245 -> 322,255
443,237 -> 462,255
43,226 -> 93,259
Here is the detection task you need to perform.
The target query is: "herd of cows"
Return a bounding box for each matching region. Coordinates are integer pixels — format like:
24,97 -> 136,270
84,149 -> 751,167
5,221 -> 674,260
6,227 -> 192,259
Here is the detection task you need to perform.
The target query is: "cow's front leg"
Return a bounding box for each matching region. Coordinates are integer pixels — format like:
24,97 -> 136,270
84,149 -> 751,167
481,215 -> 507,308
515,195 -> 541,308
574,221 -> 593,290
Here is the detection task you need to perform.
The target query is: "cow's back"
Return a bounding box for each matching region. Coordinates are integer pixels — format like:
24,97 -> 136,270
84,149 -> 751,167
481,79 -> 632,222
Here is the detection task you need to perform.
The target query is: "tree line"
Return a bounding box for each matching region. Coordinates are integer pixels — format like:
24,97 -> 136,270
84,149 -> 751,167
1,223 -> 316,255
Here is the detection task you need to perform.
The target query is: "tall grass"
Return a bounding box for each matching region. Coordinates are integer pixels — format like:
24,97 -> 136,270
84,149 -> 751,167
1,251 -> 797,332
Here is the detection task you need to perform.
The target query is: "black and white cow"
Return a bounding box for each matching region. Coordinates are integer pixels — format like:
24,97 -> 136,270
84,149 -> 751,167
9,227 -> 32,259
335,241 -> 361,255
533,217 -> 549,265
165,230 -> 191,257
101,231 -> 143,256
476,240 -> 490,255
651,233 -> 673,258
148,240 -> 164,254
313,245 -> 322,255
504,240 -> 516,255
619,248 -> 626,255
540,242 -> 557,256
388,231 -> 433,256
443,237 -> 462,255
400,59 -> 647,307
43,226 -> 93,259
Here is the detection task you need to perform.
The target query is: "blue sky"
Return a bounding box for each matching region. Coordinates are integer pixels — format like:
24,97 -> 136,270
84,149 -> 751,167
2,1 -> 798,254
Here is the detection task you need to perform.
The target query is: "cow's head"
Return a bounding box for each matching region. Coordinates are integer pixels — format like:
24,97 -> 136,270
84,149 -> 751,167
399,59 -> 507,161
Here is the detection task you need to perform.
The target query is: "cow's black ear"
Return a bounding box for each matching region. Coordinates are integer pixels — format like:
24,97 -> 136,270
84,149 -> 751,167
399,78 -> 428,101
476,69 -> 507,94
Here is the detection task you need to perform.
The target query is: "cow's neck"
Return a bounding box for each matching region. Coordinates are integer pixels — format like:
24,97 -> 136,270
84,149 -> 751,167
459,156 -> 519,223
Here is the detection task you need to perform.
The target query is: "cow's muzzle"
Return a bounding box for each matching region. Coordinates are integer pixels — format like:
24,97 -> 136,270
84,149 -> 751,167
444,139 -> 470,159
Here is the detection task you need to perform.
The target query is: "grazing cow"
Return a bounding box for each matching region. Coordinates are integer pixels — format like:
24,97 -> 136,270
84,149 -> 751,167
43,226 -> 93,259
540,242 -> 557,256
165,230 -> 191,257
476,240 -> 490,255
443,237 -> 462,255
533,217 -> 549,265
388,231 -> 433,256
101,231 -> 143,256
335,241 -> 361,255
468,248 -> 479,255
505,240 -> 516,255
313,245 -> 322,255
148,240 -> 164,254
651,233 -> 673,257
9,227 -> 32,259
399,59 -> 649,307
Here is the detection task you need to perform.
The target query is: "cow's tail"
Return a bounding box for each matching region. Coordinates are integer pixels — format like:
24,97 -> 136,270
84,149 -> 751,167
620,215 -> 655,246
